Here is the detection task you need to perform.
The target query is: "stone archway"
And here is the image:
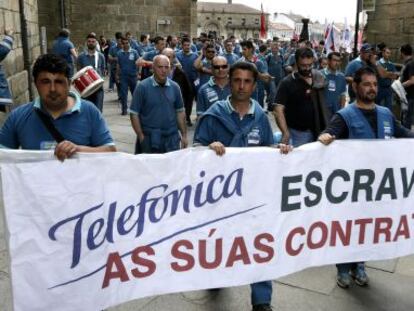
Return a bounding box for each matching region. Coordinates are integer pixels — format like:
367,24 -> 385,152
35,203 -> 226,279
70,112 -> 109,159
203,22 -> 221,38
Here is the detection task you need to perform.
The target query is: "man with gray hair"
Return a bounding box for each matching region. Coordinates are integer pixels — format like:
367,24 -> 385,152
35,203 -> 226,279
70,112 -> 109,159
196,55 -> 231,117
129,55 -> 188,154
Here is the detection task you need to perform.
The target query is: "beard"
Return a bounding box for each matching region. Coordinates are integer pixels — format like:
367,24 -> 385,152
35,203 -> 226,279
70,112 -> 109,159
358,91 -> 377,103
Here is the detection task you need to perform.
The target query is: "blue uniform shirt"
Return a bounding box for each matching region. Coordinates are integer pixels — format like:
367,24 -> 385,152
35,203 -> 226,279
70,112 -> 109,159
77,51 -> 106,76
142,49 -> 160,62
0,92 -> 114,149
0,35 -> 13,105
199,58 -> 213,87
222,52 -> 240,66
194,98 -> 274,147
345,57 -> 365,77
196,77 -> 231,115
129,76 -> 184,132
377,58 -> 397,88
176,51 -> 199,82
266,53 -> 284,84
117,49 -> 139,76
52,36 -> 75,64
320,68 -> 347,114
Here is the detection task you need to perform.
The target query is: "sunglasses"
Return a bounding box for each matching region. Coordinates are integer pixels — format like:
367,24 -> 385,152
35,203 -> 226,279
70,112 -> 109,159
206,50 -> 216,54
213,64 -> 229,70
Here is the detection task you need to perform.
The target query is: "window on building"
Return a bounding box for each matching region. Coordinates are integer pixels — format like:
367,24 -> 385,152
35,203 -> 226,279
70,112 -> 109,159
218,17 -> 221,20
206,17 -> 210,20
228,17 -> 232,20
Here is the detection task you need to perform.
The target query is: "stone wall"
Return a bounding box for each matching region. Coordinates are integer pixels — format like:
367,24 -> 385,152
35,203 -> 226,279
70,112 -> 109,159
0,0 -> 40,107
38,0 -> 197,49
366,0 -> 414,60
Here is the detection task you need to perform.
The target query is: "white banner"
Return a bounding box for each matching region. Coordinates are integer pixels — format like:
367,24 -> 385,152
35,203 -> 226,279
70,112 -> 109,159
2,140 -> 414,311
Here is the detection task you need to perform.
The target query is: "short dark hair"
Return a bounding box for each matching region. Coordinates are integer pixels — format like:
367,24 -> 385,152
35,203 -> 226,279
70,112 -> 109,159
295,47 -> 314,63
259,44 -> 268,53
240,40 -> 254,50
353,66 -> 377,84
181,37 -> 191,44
154,36 -> 164,45
229,61 -> 258,82
205,43 -> 215,51
401,44 -> 413,56
115,32 -> 123,39
86,33 -> 96,40
58,28 -> 70,37
140,34 -> 147,42
33,54 -> 70,81
327,51 -> 341,60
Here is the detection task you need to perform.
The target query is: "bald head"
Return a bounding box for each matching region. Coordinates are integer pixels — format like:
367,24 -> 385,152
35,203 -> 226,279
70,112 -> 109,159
153,54 -> 170,67
212,56 -> 227,66
162,48 -> 175,63
153,55 -> 171,84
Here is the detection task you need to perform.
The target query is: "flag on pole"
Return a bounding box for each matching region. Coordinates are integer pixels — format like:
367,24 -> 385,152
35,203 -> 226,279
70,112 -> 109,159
260,3 -> 266,39
341,18 -> 352,53
324,23 -> 337,54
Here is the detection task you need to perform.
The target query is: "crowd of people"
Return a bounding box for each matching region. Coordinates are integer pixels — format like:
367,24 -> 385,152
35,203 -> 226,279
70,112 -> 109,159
0,25 -> 414,311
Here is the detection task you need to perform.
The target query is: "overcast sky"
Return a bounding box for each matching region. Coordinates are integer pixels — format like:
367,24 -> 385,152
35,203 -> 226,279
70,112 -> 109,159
200,0 -> 359,24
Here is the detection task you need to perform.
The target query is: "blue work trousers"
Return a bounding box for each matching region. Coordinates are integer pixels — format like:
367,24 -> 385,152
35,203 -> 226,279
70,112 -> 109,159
250,281 -> 272,306
119,75 -> 137,113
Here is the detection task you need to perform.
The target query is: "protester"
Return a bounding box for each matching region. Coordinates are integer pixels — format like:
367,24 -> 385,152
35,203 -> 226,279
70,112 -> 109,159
116,36 -> 140,115
0,54 -> 115,160
176,37 -> 199,126
376,46 -> 398,110
194,61 -> 291,311
129,55 -> 187,154
52,28 -> 78,78
320,52 -> 347,114
400,44 -> 414,128
0,28 -> 14,112
162,47 -> 194,125
273,47 -> 329,146
345,43 -> 373,101
77,33 -> 106,112
196,56 -> 231,117
318,66 -> 414,288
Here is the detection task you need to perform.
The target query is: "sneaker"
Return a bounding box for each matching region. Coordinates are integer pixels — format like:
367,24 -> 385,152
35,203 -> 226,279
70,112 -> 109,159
336,272 -> 352,288
252,304 -> 273,311
350,264 -> 369,286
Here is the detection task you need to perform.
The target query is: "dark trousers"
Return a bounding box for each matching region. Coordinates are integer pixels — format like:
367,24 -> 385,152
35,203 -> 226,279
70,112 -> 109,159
401,98 -> 414,129
185,82 -> 196,121
119,75 -> 137,114
85,87 -> 104,112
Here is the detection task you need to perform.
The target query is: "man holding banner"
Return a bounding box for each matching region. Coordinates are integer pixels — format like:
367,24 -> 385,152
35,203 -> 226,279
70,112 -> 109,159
0,53 -> 116,160
318,66 -> 414,288
194,61 -> 290,311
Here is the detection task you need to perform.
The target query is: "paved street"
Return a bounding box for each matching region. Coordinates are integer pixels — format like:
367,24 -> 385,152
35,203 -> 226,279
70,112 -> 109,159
1,81 -> 414,311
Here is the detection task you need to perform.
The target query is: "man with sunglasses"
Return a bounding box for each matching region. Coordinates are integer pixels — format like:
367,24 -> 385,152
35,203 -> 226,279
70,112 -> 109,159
194,43 -> 216,90
196,56 -> 231,117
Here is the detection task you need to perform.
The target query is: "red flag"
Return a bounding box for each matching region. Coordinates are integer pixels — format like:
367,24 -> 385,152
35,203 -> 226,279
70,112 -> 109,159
260,3 -> 266,39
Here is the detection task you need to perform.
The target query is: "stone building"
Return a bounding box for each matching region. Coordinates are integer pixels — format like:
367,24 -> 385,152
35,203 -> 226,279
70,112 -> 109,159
38,0 -> 198,50
197,0 -> 268,39
0,0 -> 41,112
366,0 -> 414,60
